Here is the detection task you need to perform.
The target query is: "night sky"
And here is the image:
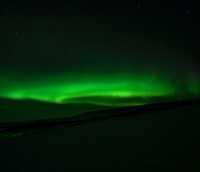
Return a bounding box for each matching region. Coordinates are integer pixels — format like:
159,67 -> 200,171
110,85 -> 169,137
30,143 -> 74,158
0,0 -> 199,120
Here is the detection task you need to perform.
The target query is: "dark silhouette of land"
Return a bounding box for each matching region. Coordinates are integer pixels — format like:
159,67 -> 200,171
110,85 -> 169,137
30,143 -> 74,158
0,97 -> 200,134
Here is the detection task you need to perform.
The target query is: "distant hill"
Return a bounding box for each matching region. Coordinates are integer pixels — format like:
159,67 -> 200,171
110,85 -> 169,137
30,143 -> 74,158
0,95 -> 198,123
0,98 -> 108,122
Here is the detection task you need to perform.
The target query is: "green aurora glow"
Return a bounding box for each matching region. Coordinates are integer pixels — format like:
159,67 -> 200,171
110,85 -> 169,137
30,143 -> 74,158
1,72 -> 200,106
0,2 -> 199,124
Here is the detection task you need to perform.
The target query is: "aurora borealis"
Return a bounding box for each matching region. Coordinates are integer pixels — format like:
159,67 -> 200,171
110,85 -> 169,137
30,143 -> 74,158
1,70 -> 200,106
1,1 -> 200,171
0,0 -> 199,121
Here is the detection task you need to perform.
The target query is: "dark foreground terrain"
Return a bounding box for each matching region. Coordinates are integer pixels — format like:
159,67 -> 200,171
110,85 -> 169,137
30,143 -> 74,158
0,99 -> 200,171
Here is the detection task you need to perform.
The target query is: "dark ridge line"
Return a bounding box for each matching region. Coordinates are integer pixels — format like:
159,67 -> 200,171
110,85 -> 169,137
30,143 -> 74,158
0,98 -> 200,134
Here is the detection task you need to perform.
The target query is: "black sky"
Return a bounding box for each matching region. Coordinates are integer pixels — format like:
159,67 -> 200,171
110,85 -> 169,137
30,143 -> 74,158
0,0 -> 199,76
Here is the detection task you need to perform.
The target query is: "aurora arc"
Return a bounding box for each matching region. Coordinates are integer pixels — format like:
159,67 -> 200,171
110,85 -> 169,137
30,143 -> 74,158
1,72 -> 200,107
